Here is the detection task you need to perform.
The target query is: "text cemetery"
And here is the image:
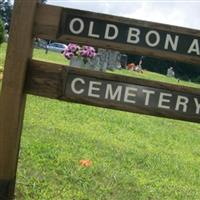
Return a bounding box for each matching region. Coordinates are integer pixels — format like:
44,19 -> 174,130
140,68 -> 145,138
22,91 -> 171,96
65,75 -> 200,116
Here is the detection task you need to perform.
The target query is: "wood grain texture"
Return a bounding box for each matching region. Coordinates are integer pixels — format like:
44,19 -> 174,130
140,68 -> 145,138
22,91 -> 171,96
34,4 -> 62,39
26,60 -> 200,123
0,0 -> 38,198
34,4 -> 200,66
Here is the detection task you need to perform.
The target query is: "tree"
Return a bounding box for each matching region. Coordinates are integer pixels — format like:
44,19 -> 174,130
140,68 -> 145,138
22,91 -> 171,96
0,0 -> 46,31
0,0 -> 12,31
0,18 -> 4,45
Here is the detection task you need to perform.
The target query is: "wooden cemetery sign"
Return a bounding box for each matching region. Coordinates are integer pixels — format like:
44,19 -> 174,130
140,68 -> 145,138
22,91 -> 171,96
0,0 -> 200,198
26,60 -> 200,123
35,4 -> 200,65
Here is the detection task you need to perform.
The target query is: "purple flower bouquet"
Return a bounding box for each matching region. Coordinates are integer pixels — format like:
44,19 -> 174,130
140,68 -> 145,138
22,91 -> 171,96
63,43 -> 96,67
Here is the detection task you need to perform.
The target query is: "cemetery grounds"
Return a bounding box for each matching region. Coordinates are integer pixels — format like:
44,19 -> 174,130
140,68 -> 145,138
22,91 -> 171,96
1,43 -> 200,199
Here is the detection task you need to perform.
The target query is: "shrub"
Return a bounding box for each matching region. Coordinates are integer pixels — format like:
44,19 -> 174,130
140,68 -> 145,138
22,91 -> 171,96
192,76 -> 200,83
0,18 -> 4,45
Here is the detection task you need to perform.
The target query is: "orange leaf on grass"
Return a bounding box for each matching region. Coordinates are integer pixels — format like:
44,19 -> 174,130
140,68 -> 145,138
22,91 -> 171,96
80,159 -> 92,167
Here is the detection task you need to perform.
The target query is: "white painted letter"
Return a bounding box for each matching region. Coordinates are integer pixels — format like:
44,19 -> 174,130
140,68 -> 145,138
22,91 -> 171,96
127,27 -> 140,44
88,81 -> 102,98
194,98 -> 200,114
124,87 -> 138,104
104,24 -> 119,40
187,39 -> 200,55
69,18 -> 84,34
142,89 -> 155,106
158,93 -> 172,109
88,21 -> 100,38
164,34 -> 179,51
175,96 -> 189,112
146,30 -> 160,47
105,84 -> 122,101
71,78 -> 85,94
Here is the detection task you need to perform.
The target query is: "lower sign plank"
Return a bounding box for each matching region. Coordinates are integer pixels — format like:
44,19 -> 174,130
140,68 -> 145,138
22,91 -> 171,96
64,71 -> 200,123
27,60 -> 200,123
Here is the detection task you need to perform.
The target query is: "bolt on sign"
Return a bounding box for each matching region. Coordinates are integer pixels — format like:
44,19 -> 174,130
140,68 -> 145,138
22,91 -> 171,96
0,0 -> 200,198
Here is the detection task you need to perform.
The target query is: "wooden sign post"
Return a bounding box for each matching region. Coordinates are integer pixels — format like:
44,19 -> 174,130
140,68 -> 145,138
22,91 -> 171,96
0,1 -> 200,199
0,0 -> 38,198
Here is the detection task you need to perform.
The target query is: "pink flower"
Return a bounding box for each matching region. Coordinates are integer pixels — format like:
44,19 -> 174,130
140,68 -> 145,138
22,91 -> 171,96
80,46 -> 96,58
67,43 -> 80,53
63,43 -> 96,60
64,51 -> 74,59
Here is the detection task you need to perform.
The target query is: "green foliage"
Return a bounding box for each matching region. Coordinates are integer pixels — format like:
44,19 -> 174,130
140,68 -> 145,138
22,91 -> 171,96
0,18 -> 4,45
192,76 -> 200,83
0,43 -> 6,72
0,0 -> 12,30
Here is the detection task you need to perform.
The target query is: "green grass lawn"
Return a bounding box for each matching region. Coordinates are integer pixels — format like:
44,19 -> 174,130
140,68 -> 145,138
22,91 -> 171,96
0,43 -> 7,72
1,43 -> 200,199
112,69 -> 200,89
33,47 -> 67,65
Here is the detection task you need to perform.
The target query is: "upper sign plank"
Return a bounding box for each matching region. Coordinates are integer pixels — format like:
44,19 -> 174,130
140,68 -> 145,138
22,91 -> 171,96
60,12 -> 199,57
35,4 -> 200,65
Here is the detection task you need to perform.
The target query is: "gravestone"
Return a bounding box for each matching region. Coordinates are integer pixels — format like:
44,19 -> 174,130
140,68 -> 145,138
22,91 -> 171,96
167,67 -> 175,77
120,54 -> 128,69
70,49 -> 123,71
85,54 -> 101,70
70,56 -> 101,70
70,56 -> 85,68
97,48 -> 122,71
97,48 -> 109,71
107,50 -> 121,70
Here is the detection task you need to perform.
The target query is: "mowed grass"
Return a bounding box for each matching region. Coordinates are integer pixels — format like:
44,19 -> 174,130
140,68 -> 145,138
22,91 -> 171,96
33,47 -> 67,65
1,43 -> 200,199
18,96 -> 200,199
112,68 -> 200,89
0,43 -> 7,72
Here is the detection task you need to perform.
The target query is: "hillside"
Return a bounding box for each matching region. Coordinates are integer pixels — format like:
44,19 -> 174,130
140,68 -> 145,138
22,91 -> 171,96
1,43 -> 200,199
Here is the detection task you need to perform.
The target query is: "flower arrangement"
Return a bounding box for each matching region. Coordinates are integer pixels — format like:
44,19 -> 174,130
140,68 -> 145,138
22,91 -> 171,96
63,43 -> 96,64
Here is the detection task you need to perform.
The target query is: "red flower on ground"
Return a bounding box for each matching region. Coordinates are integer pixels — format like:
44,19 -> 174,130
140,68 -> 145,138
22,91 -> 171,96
127,63 -> 136,70
79,159 -> 92,167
